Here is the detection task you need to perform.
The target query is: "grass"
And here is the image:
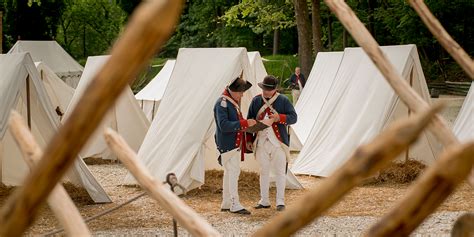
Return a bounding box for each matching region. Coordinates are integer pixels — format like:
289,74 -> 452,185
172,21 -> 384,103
262,54 -> 299,88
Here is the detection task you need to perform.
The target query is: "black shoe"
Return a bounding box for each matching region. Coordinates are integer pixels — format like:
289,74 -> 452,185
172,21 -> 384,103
276,205 -> 285,212
220,208 -> 230,212
230,209 -> 251,215
254,204 -> 271,209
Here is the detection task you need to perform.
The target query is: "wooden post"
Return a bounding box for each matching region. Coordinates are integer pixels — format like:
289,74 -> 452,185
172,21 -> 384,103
409,0 -> 474,79
104,129 -> 221,237
0,0 -> 184,235
252,104 -> 443,237
366,142 -> 474,236
451,213 -> 474,237
26,76 -> 31,129
8,111 -> 90,236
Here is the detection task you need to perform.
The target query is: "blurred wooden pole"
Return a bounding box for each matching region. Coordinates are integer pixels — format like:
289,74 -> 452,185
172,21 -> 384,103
409,0 -> 474,79
0,0 -> 183,235
367,142 -> 474,236
8,111 -> 90,236
451,213 -> 474,237
104,129 -> 221,237
253,104 -> 443,237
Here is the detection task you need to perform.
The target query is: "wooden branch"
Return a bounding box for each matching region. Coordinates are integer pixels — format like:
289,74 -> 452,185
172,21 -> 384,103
409,0 -> 474,79
103,129 -> 221,237
253,104 -> 443,237
0,1 -> 183,235
451,213 -> 474,237
8,111 -> 90,236
366,142 -> 474,236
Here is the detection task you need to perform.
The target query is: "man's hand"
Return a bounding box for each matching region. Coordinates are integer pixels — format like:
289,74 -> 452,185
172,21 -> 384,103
247,119 -> 257,127
261,118 -> 274,127
246,142 -> 253,151
269,113 -> 280,123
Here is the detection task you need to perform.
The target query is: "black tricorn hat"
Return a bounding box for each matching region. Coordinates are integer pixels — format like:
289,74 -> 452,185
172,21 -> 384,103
228,72 -> 252,92
258,75 -> 278,91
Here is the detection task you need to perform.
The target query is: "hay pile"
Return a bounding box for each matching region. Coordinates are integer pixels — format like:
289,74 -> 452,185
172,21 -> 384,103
62,182 -> 95,205
187,170 -> 260,197
0,183 -> 15,204
363,160 -> 426,185
83,157 -> 116,165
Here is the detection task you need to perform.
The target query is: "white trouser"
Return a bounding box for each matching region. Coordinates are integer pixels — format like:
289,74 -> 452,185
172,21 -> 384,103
256,139 -> 287,206
291,89 -> 301,105
221,148 -> 245,212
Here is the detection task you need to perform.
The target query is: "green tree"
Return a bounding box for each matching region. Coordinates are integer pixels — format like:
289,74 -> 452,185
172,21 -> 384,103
56,0 -> 126,59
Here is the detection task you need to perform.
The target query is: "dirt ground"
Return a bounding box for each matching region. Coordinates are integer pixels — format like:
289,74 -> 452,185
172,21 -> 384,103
0,95 -> 471,235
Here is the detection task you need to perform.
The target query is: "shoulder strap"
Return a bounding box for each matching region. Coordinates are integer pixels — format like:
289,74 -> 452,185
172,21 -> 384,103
257,92 -> 279,118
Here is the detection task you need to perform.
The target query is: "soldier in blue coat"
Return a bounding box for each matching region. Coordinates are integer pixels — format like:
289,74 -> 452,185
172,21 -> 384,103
214,76 -> 256,215
246,75 -> 297,212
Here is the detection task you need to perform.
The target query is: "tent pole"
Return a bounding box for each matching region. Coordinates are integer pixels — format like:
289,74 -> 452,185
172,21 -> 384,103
152,100 -> 156,120
26,75 -> 31,129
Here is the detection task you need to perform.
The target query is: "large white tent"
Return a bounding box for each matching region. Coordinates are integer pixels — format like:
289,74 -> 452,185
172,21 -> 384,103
64,56 -> 150,160
123,48 -> 302,191
0,53 -> 110,203
453,84 -> 473,141
135,60 -> 175,121
292,45 -> 441,177
35,61 -> 75,121
290,52 -> 344,151
8,41 -> 84,88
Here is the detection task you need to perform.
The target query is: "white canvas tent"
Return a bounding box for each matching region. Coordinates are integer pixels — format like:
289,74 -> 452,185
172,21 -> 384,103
123,48 -> 302,191
292,45 -> 441,177
135,60 -> 175,121
0,53 -> 110,203
35,61 -> 75,121
290,52 -> 344,151
453,84 -> 473,141
8,41 -> 84,88
247,51 -> 267,96
64,55 -> 150,160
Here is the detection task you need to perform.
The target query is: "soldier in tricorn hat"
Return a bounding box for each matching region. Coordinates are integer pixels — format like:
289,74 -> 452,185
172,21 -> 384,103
213,73 -> 256,215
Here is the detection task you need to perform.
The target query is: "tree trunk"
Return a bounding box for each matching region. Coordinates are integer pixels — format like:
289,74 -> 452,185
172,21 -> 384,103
273,28 -> 279,55
293,0 -> 312,78
343,28 -> 348,48
0,11 -> 3,53
311,0 -> 323,56
328,16 -> 333,50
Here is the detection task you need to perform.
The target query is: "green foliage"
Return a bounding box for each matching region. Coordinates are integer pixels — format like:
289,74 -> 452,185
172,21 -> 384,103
131,57 -> 169,93
262,54 -> 299,88
56,0 -> 126,59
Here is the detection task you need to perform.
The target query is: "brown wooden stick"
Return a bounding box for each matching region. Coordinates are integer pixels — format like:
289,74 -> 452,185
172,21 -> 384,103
252,104 -> 444,237
451,213 -> 474,237
409,0 -> 474,79
103,129 -> 221,237
8,111 -> 90,236
0,1 -> 183,235
366,142 -> 474,236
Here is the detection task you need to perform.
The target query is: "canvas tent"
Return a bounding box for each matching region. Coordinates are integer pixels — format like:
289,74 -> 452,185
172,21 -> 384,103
64,55 -> 150,160
135,60 -> 175,121
290,52 -> 344,151
0,53 -> 110,203
35,61 -> 75,121
8,41 -> 84,88
123,48 -> 302,191
453,84 -> 473,141
291,45 -> 441,177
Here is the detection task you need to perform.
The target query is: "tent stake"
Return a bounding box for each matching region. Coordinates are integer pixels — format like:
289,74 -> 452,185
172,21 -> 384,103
8,111 -> 90,236
253,104 -> 443,237
104,128 -> 221,237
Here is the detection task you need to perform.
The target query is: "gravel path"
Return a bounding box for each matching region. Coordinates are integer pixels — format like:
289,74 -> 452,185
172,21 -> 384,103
94,211 -> 468,236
